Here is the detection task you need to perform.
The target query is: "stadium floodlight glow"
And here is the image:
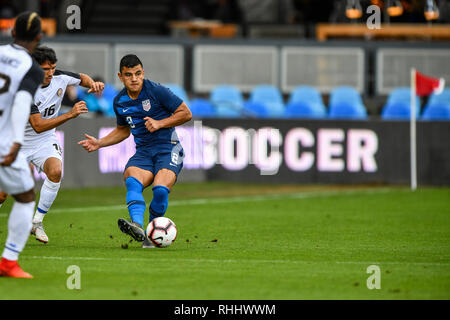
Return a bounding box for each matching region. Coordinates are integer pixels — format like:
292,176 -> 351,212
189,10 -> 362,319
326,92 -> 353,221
346,0 -> 363,19
386,0 -> 403,17
424,0 -> 439,21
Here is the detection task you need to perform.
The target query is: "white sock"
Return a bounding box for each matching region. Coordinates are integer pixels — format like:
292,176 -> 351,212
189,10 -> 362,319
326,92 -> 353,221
2,201 -> 35,261
33,178 -> 60,223
0,203 -> 2,209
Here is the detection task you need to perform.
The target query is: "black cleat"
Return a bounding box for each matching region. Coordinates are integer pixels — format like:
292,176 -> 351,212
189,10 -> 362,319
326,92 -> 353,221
118,218 -> 146,242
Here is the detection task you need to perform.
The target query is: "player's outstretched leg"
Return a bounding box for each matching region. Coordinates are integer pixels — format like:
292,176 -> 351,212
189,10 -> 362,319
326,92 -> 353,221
118,176 -> 146,242
31,178 -> 60,244
0,193 -> 35,279
31,158 -> 62,244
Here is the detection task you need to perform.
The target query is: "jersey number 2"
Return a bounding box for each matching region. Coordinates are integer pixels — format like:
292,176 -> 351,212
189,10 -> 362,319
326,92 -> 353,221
0,73 -> 11,116
0,73 -> 11,94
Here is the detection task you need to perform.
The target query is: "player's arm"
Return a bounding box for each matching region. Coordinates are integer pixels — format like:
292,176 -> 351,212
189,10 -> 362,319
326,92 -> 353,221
144,102 -> 192,133
79,73 -> 104,94
29,101 -> 88,133
78,125 -> 130,152
56,70 -> 104,94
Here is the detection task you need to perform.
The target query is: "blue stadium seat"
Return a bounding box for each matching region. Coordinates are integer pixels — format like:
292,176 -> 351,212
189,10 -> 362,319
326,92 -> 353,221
82,83 -> 118,116
249,85 -> 285,117
243,101 -> 269,118
76,86 -> 86,100
329,86 -> 364,106
102,83 -> 119,100
422,102 -> 450,120
381,100 -> 420,120
429,88 -> 450,102
189,98 -> 216,118
165,83 -> 189,104
386,87 -> 420,107
426,88 -> 450,106
288,85 -> 323,105
285,86 -> 326,118
284,101 -> 327,118
328,86 -> 367,119
210,85 -> 244,117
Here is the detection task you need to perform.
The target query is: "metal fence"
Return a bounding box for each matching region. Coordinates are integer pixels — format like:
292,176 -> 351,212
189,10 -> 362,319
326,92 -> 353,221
113,44 -> 184,88
376,48 -> 450,95
4,36 -> 448,98
193,45 -> 278,93
281,46 -> 365,93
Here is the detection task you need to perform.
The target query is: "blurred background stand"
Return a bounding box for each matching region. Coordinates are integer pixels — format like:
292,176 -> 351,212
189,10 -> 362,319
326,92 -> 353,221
317,22 -> 450,41
169,20 -> 238,38
0,17 -> 56,36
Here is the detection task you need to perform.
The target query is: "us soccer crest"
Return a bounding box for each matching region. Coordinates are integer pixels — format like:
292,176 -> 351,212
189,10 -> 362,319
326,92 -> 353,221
142,99 -> 151,111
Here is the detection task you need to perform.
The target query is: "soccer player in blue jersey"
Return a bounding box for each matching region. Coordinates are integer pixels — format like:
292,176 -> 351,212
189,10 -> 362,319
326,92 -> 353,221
78,54 -> 192,248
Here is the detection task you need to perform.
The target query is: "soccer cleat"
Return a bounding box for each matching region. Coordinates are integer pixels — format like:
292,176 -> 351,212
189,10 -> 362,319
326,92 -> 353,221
117,218 -> 146,242
31,222 -> 49,244
142,236 -> 155,249
0,258 -> 33,278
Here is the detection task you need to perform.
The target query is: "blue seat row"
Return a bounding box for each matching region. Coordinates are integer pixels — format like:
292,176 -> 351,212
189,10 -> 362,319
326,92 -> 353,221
164,84 -> 450,120
381,87 -> 450,120
188,84 -> 368,119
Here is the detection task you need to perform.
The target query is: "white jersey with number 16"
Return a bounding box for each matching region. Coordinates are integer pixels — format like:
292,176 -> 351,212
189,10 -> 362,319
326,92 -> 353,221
23,70 -> 81,147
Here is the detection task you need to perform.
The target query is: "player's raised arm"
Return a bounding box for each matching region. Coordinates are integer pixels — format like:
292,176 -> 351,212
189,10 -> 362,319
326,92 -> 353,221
78,125 -> 130,152
79,73 -> 104,94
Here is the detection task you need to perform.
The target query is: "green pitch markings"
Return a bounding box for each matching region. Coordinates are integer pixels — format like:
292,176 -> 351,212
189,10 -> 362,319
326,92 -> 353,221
0,183 -> 448,299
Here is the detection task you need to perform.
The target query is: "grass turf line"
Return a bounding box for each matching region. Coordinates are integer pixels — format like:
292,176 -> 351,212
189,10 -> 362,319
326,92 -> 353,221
0,183 -> 448,299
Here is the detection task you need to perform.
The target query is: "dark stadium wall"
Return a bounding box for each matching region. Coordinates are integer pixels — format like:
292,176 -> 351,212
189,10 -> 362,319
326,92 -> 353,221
39,118 -> 450,189
201,119 -> 450,185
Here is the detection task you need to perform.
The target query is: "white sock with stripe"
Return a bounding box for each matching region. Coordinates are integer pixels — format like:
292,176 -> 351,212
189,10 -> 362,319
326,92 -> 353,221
2,201 -> 35,261
33,178 -> 60,224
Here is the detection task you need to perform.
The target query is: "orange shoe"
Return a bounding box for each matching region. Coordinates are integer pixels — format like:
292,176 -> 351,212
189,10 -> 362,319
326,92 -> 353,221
0,258 -> 33,278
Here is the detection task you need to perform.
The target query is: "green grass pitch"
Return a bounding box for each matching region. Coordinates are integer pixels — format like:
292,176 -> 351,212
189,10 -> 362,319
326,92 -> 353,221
0,182 -> 449,300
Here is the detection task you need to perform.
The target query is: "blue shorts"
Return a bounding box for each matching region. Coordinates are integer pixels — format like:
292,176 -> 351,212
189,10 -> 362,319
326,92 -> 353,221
125,142 -> 184,177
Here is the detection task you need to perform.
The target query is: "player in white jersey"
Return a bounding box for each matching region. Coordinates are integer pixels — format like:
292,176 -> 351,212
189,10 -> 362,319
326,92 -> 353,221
16,46 -> 103,243
0,47 -> 104,240
0,12 -> 43,278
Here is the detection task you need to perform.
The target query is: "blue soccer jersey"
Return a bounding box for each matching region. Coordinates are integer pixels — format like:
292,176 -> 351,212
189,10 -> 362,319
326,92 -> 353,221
113,79 -> 183,147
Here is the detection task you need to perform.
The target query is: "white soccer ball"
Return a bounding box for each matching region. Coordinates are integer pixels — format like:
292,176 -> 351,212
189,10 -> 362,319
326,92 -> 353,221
146,217 -> 177,248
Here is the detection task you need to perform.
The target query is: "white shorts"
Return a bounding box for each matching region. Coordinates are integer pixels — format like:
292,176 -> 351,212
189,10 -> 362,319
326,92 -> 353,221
22,138 -> 63,173
0,151 -> 35,195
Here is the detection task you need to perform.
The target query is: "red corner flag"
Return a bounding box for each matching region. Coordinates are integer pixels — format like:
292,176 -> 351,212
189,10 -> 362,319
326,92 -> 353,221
409,69 -> 445,191
415,71 -> 445,97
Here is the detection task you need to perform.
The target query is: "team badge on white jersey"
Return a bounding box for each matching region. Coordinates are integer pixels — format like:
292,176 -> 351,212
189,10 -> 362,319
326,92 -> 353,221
142,99 -> 151,111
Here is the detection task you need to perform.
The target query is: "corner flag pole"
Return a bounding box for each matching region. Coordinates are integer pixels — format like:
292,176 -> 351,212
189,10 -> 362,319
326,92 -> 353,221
410,68 -> 417,191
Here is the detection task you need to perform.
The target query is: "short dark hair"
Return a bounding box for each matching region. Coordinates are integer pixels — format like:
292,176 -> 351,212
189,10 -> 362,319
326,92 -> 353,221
14,11 -> 41,41
32,46 -> 57,65
119,54 -> 143,72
